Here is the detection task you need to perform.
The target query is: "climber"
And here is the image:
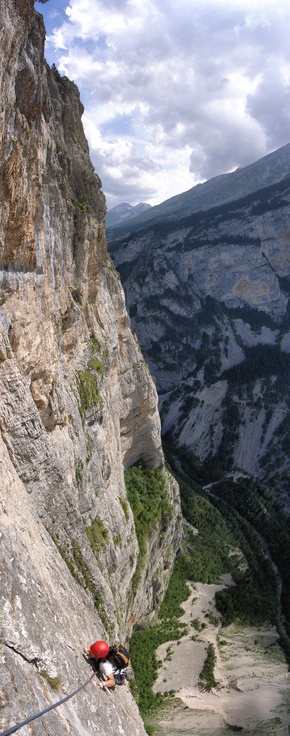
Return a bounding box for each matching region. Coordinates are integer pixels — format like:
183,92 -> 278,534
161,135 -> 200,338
83,640 -> 124,689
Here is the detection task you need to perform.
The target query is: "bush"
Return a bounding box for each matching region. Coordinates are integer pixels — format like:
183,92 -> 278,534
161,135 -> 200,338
85,517 -> 109,552
77,370 -> 102,417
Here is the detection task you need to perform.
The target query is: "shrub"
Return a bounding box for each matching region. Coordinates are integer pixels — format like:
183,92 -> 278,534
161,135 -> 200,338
85,517 -> 109,552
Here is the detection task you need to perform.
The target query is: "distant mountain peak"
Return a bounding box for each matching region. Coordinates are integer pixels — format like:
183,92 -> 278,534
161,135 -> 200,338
106,201 -> 151,226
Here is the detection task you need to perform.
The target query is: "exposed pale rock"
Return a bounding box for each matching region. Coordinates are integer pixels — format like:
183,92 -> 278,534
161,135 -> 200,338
0,435 -> 147,736
178,381 -> 228,459
0,3 -> 182,735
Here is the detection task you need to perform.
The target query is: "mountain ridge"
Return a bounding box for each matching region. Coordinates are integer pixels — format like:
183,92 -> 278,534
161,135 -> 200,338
107,143 -> 290,238
106,201 -> 151,226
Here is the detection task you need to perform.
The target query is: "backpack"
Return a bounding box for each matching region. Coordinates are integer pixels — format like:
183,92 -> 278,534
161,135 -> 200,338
114,672 -> 126,686
109,643 -> 130,670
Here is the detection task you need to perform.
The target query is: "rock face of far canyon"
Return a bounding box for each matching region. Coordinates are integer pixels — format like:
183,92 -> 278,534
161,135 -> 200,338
0,2 -> 182,734
108,144 -> 290,505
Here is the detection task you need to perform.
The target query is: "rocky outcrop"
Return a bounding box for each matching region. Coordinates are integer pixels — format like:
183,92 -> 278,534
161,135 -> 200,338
0,2 -> 182,734
109,149 -> 290,501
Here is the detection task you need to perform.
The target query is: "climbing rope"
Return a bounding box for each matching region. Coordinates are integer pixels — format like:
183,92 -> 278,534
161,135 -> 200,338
0,672 -> 97,736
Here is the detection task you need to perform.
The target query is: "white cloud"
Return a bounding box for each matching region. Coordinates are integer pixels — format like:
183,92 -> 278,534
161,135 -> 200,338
43,0 -> 290,207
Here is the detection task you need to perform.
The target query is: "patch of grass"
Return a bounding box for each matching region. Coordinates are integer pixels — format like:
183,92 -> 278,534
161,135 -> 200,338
39,671 -> 62,691
47,530 -> 112,636
89,336 -> 101,352
119,496 -> 130,522
165,646 -> 174,661
77,369 -> 103,418
144,726 -> 154,736
88,357 -> 105,377
74,197 -> 90,214
70,540 -> 113,635
86,436 -> 93,463
205,611 -> 220,626
48,531 -> 84,587
191,617 -> 207,631
75,459 -> 83,487
103,345 -> 110,360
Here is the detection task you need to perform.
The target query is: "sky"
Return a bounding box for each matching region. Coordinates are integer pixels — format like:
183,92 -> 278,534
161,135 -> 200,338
36,0 -> 290,210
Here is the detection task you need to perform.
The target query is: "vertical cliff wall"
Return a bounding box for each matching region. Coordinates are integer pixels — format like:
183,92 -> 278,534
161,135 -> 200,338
0,2 -> 182,733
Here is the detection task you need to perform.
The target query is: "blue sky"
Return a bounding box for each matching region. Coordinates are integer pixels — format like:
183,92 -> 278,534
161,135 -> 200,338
36,0 -> 290,209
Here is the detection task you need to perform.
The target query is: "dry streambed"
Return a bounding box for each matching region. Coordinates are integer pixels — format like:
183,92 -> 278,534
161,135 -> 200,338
152,579 -> 290,735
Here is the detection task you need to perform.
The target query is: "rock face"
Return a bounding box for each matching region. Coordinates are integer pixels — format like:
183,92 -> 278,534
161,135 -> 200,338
0,2 -> 182,734
108,147 -> 290,503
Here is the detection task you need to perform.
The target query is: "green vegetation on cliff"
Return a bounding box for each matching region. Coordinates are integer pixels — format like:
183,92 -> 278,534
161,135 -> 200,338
77,369 -> 103,418
125,463 -> 171,539
125,462 -> 172,591
85,516 -> 109,552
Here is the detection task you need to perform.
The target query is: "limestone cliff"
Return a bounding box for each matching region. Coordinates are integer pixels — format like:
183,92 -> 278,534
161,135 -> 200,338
0,2 -> 182,734
108,148 -> 290,503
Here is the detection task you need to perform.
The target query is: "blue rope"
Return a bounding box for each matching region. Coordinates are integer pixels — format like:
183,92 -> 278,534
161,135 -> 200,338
0,672 -> 97,736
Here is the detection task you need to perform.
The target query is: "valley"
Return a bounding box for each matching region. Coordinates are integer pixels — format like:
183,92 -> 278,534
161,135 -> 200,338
107,151 -> 290,733
108,149 -> 290,504
1,4 -> 290,736
152,579 -> 290,736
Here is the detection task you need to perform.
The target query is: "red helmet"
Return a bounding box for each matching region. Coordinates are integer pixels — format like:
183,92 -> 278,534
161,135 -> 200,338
89,640 -> 109,658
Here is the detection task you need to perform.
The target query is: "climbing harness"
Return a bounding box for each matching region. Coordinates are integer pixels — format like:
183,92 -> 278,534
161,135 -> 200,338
0,671 -> 98,736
